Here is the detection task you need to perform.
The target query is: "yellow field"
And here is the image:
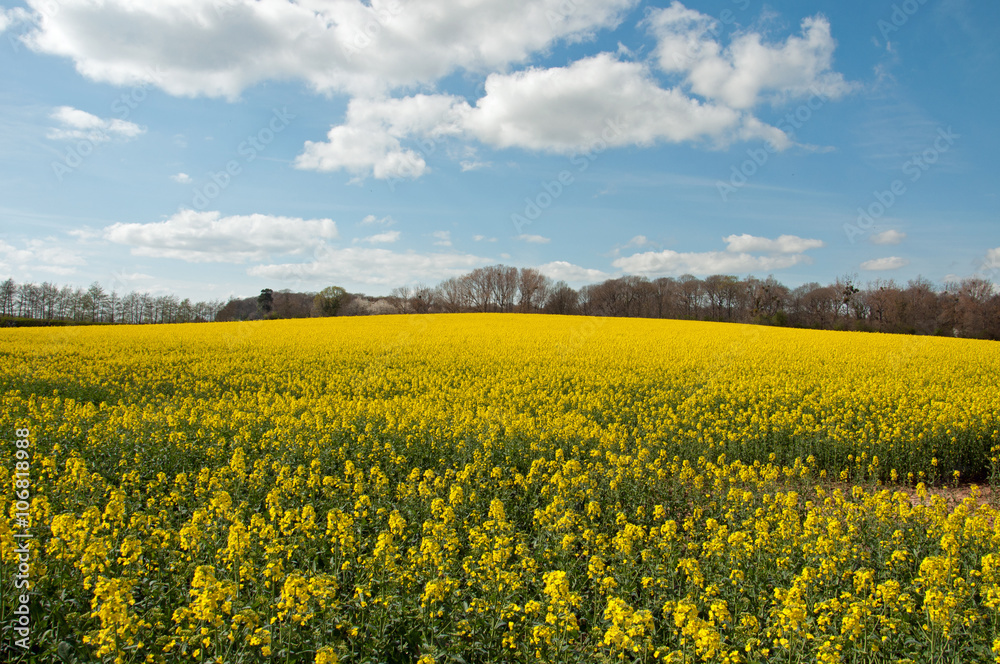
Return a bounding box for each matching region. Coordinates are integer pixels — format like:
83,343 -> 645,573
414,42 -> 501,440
1,314 -> 999,663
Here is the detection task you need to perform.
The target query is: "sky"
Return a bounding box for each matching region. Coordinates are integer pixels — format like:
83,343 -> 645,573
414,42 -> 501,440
0,0 -> 998,300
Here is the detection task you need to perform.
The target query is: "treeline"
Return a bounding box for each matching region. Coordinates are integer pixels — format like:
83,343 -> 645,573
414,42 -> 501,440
223,265 -> 1000,340
0,278 -> 225,325
3,268 -> 998,339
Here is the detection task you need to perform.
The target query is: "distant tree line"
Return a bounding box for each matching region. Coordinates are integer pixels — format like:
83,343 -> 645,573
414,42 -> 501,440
3,269 -> 998,339
0,278 -> 224,325
217,266 -> 999,340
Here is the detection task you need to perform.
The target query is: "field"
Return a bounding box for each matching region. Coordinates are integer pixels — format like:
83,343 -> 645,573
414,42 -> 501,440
1,313 -> 999,663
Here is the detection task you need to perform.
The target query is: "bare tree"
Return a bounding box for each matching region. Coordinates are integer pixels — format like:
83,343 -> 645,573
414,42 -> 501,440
0,278 -> 15,317
677,275 -> 703,320
85,282 -> 107,322
437,277 -> 470,313
411,284 -> 435,313
491,265 -> 519,313
544,281 -> 579,315
517,268 -> 550,313
466,268 -> 495,312
955,277 -> 995,338
900,277 -> 939,334
388,286 -> 412,314
862,279 -> 900,331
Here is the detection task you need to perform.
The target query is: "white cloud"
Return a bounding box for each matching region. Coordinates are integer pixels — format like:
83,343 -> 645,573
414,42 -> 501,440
614,249 -> 808,276
986,247 -> 1000,269
296,53 -> 796,180
0,7 -> 30,34
104,210 -> 338,263
517,234 -> 550,244
296,123 -> 426,181
645,2 -> 854,109
361,214 -> 394,226
860,256 -> 908,271
537,260 -> 611,283
613,233 -> 823,277
295,94 -> 473,180
473,235 -> 498,242
47,106 -> 144,142
460,160 -> 491,172
20,0 -> 636,99
248,245 -> 489,287
871,229 -> 906,245
357,230 -> 400,244
170,172 -> 192,184
67,227 -> 102,241
625,235 -> 652,248
0,238 -> 87,276
723,233 -> 824,254
107,270 -> 155,291
19,0 -> 853,181
465,53 -> 786,153
432,230 -> 452,247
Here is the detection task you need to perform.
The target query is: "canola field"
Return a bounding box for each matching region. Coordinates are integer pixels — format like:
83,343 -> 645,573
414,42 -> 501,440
1,313 -> 999,663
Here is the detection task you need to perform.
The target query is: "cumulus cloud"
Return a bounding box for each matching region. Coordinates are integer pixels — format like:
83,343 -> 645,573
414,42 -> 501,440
645,2 -> 854,109
361,214 -> 395,226
614,250 -> 807,276
432,231 -> 452,247
468,53 -> 789,152
104,210 -> 338,263
295,94 -> 467,180
723,233 -> 825,254
613,233 -> 824,277
0,7 -> 30,34
0,238 -> 87,276
248,245 -> 488,287
871,229 -> 905,245
987,247 -> 1000,268
47,106 -> 144,142
537,260 -> 611,283
860,256 -> 908,271
517,234 -> 550,244
460,160 -> 491,171
357,230 -> 400,244
19,0 -> 636,98
19,0 -> 852,181
296,53 -> 795,180
170,172 -> 192,184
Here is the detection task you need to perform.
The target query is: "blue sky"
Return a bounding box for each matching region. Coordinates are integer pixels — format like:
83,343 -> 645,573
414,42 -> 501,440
0,0 -> 997,300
